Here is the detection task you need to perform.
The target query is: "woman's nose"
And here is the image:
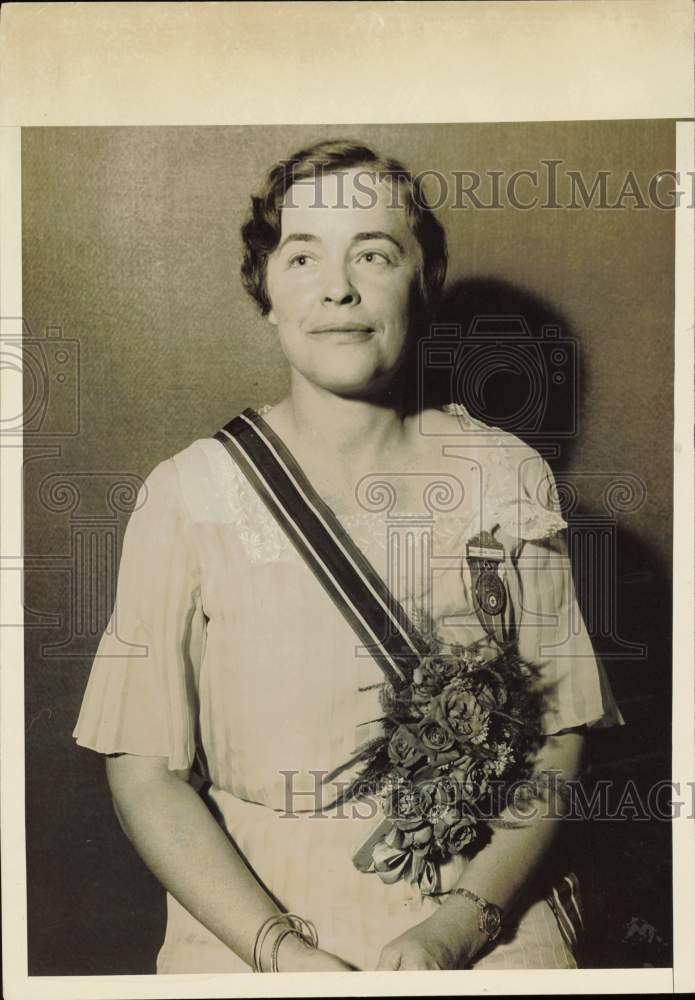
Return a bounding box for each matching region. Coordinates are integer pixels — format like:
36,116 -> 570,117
321,261 -> 360,305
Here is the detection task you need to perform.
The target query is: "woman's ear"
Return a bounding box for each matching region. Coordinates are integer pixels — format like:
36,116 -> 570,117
267,308 -> 277,326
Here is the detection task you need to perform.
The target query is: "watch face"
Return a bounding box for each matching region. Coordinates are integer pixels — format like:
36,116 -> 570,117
480,904 -> 502,939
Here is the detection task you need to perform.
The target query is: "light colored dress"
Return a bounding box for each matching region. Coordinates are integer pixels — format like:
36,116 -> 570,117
73,403 -> 623,972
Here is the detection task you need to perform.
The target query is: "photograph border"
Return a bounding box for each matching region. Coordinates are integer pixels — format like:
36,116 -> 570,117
1,3 -> 693,997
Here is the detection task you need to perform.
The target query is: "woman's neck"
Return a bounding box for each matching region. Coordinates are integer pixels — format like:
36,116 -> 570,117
270,376 -> 410,471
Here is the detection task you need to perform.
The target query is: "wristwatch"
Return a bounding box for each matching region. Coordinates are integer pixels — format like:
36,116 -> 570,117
448,887 -> 503,942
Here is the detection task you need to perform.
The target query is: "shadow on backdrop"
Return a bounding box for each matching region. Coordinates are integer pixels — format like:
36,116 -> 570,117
412,276 -> 672,967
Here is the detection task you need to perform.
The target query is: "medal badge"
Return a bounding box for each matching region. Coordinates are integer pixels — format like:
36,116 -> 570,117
466,531 -> 507,618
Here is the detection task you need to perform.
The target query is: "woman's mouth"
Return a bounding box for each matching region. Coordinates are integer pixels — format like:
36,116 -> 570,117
308,323 -> 375,335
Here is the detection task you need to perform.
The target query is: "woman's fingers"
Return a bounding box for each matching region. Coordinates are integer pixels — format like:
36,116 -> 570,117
376,947 -> 402,970
377,944 -> 448,970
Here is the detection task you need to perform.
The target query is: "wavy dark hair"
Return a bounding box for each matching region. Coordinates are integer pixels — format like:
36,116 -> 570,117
240,138 -> 448,316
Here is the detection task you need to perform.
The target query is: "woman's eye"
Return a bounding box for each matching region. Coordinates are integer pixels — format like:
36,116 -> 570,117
288,254 -> 316,268
356,250 -> 390,265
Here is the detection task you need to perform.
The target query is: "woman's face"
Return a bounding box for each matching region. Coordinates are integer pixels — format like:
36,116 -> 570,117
265,168 -> 422,398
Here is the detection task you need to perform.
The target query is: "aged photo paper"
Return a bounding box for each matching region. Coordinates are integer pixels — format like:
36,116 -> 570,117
1,2 -> 693,998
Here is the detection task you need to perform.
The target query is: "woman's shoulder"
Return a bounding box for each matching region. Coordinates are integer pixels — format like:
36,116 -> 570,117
141,436 -> 220,490
160,428 -> 272,529
420,402 -> 540,465
425,403 -> 566,541
148,405 -> 282,527
127,439 -> 214,529
157,434 -> 228,518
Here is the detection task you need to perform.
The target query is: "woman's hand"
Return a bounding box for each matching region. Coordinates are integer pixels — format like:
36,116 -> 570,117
376,907 -> 484,971
275,933 -> 357,972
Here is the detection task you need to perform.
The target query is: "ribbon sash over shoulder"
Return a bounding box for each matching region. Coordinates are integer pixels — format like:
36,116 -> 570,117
214,409 -> 432,690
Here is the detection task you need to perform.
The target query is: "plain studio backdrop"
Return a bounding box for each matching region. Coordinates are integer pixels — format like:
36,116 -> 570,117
21,122 -> 673,973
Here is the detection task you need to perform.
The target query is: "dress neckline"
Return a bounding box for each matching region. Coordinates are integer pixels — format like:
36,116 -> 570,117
250,402 -> 479,536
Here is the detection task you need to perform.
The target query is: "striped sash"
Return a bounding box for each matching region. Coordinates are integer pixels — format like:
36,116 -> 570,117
214,408 -> 430,690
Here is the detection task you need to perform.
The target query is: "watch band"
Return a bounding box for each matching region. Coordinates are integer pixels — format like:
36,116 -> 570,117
448,887 -> 503,941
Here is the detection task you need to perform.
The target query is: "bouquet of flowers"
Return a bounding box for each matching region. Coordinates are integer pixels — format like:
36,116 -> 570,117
338,636 -> 548,895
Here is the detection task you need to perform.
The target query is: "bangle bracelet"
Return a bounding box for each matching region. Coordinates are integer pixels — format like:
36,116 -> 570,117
253,915 -> 287,973
288,914 -> 319,950
252,913 -> 319,973
270,927 -> 303,973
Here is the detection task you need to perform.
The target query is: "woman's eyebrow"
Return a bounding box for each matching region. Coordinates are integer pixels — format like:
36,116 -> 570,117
276,230 -> 406,254
276,232 -> 319,253
351,231 -> 405,254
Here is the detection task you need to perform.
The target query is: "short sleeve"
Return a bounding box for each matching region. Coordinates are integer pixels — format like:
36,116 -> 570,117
492,448 -> 625,735
72,457 -> 204,770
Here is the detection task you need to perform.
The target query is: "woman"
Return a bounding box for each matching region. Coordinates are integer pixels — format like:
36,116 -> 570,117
73,139 -> 623,973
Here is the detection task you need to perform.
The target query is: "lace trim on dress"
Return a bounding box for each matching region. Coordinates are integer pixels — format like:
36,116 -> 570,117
208,437 -> 289,562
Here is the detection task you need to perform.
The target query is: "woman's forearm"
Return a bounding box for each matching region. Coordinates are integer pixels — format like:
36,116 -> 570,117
428,730 -> 585,960
105,755 -> 281,969
456,730 -> 584,905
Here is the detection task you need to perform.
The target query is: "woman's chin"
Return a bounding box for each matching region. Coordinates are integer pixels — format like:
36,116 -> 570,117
301,362 -> 398,399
